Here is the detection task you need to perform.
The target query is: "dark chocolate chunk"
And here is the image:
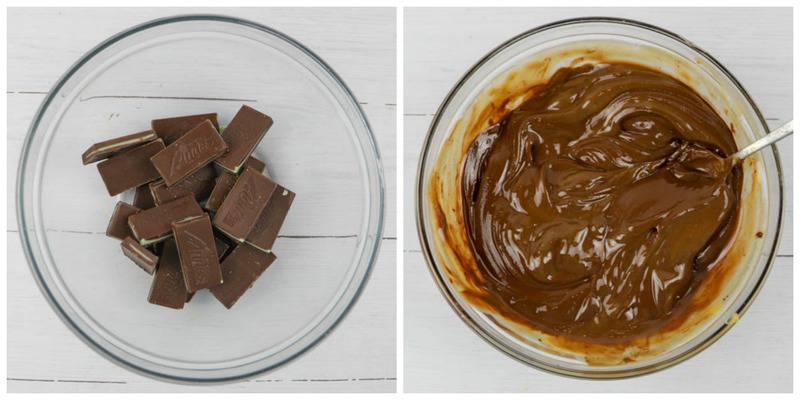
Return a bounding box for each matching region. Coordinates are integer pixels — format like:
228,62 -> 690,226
204,172 -> 237,212
97,139 -> 165,196
121,236 -> 158,274
172,214 -> 223,292
204,158 -> 267,212
215,105 -> 273,173
152,113 -> 219,145
133,184 -> 156,209
243,156 -> 266,174
148,239 -> 187,309
210,244 -> 276,309
213,168 -> 277,242
150,164 -> 216,205
150,120 -> 227,186
128,195 -> 204,245
246,184 -> 295,252
106,201 -> 141,240
82,130 -> 158,165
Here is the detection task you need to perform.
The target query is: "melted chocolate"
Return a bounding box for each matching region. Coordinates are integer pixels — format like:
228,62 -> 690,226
462,63 -> 741,342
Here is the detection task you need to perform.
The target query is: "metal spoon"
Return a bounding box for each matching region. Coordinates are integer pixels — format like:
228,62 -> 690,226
730,120 -> 793,163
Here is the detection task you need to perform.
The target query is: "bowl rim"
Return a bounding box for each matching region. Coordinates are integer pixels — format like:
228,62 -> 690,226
16,13 -> 385,384
414,16 -> 784,379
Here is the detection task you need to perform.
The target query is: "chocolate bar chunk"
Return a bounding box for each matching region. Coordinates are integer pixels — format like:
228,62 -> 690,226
128,195 -> 204,245
243,156 -> 266,174
133,184 -> 156,209
121,236 -> 158,274
204,158 -> 267,212
210,244 -> 276,309
148,239 -> 187,309
82,130 -> 158,165
215,106 -> 273,173
149,165 -> 216,205
246,184 -> 295,252
213,168 -> 277,242
106,201 -> 141,240
97,139 -> 165,196
214,237 -> 230,260
152,113 -> 219,145
150,120 -> 227,186
172,214 -> 223,292
204,173 -> 237,212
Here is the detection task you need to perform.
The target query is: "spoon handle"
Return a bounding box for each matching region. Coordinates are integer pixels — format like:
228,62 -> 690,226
732,120 -> 793,162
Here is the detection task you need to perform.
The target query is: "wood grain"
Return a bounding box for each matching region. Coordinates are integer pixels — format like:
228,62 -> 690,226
403,7 -> 792,393
8,7 -> 396,393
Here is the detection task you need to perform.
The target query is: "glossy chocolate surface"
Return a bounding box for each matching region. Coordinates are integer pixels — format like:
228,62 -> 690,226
461,63 -> 741,342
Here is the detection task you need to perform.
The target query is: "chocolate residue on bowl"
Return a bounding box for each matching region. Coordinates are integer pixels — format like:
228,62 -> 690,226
461,63 -> 742,343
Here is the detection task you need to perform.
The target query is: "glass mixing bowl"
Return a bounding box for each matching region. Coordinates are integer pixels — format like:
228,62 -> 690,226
416,17 -> 783,378
16,15 -> 384,383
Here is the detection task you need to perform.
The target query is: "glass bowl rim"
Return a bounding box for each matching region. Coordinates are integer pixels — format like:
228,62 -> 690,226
414,16 -> 784,379
16,13 -> 385,384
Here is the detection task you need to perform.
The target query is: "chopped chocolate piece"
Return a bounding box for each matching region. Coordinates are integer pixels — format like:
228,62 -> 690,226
244,156 -> 266,174
82,130 -> 158,165
246,184 -> 295,252
150,120 -> 227,186
213,168 -> 277,242
96,139 -> 165,196
152,113 -> 219,145
204,172 -> 237,212
121,236 -> 158,274
186,292 -> 195,303
215,105 -> 273,173
150,164 -> 216,205
133,184 -> 156,209
214,236 -> 230,260
106,201 -> 141,240
148,239 -> 187,309
172,214 -> 223,292
128,195 -> 204,245
204,158 -> 267,212
210,244 -> 276,309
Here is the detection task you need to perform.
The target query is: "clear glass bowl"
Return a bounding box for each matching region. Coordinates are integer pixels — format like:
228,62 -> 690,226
416,17 -> 783,378
16,15 -> 384,383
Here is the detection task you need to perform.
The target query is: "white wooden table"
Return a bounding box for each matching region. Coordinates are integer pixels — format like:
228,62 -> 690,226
404,8 -> 792,392
7,8 -> 396,393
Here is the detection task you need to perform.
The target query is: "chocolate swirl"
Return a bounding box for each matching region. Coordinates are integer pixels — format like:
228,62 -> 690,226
462,63 -> 741,341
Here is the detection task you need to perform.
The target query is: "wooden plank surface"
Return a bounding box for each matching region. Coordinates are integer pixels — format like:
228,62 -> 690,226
403,7 -> 792,392
7,7 -> 396,393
